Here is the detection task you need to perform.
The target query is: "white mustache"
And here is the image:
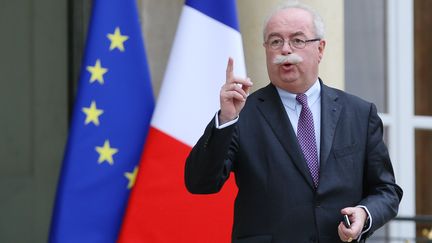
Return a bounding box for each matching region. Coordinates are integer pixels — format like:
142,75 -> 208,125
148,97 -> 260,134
273,54 -> 303,65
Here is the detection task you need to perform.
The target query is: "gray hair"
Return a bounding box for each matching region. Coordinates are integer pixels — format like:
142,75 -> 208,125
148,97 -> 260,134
263,1 -> 325,41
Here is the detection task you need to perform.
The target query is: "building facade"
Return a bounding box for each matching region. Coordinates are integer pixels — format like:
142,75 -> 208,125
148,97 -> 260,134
0,0 -> 430,242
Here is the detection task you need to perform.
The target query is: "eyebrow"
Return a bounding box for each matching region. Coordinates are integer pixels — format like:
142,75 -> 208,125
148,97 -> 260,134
289,31 -> 307,38
267,33 -> 283,39
266,31 -> 307,39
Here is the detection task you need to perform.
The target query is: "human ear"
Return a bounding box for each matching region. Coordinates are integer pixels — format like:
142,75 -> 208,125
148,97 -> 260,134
318,39 -> 326,62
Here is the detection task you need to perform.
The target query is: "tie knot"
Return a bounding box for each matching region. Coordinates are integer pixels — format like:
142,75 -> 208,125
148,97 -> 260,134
296,93 -> 308,107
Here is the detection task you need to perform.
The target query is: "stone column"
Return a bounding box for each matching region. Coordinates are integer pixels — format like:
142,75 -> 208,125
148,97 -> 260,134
304,0 -> 344,90
139,0 -> 183,96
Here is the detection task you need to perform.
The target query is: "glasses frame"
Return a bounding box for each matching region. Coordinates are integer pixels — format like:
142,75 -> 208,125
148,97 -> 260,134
265,37 -> 321,50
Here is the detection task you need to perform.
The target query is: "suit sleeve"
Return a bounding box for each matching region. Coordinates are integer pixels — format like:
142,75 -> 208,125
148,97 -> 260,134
359,103 -> 403,237
185,116 -> 238,194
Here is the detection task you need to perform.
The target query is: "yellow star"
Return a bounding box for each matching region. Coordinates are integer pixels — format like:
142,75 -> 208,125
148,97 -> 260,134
107,27 -> 129,52
87,59 -> 108,84
95,140 -> 118,165
124,166 -> 139,189
82,101 -> 104,126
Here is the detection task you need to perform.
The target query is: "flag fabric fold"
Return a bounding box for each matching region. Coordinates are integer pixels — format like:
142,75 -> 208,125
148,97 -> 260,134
119,0 -> 246,242
49,0 -> 154,242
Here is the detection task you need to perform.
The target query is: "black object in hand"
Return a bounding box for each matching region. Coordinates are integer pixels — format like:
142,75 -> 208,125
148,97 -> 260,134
343,215 -> 351,228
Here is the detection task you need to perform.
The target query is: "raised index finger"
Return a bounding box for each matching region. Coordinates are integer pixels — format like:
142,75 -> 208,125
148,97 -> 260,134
226,57 -> 234,84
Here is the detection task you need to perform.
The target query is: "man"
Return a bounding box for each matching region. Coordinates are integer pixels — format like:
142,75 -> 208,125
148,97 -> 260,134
185,2 -> 402,243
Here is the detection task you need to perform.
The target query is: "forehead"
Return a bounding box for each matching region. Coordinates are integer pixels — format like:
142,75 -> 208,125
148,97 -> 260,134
265,8 -> 314,38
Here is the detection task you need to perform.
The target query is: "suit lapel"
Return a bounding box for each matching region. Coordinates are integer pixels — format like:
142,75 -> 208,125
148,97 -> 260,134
319,82 -> 341,169
255,84 -> 315,189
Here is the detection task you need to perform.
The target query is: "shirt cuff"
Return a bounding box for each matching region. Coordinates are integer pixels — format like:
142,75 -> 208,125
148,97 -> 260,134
356,205 -> 372,241
215,112 -> 238,129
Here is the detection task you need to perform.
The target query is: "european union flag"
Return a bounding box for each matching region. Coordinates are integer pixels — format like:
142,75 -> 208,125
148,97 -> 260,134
49,0 -> 154,242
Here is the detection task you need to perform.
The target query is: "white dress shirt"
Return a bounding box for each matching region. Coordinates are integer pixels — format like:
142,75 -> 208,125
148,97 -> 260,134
276,79 -> 321,164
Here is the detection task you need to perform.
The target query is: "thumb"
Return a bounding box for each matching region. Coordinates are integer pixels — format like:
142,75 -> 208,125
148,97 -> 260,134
341,207 -> 356,216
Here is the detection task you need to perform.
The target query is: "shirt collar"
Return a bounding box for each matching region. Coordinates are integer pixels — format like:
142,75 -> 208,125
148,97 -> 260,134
276,79 -> 321,111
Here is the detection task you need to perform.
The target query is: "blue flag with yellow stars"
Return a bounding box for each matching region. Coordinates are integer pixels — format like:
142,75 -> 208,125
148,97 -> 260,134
49,0 -> 154,242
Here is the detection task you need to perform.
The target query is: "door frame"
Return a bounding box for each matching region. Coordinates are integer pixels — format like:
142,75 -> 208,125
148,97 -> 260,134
381,0 -> 432,239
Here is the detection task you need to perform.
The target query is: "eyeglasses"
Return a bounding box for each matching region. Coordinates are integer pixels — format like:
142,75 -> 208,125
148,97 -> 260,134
265,36 -> 321,50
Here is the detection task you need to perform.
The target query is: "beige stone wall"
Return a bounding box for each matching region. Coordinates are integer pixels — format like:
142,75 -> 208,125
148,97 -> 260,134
302,0 -> 344,90
236,0 -> 278,92
238,0 -> 345,91
139,0 -> 183,96
139,0 -> 344,96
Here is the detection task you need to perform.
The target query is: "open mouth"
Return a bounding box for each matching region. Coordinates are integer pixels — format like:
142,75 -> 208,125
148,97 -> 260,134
281,63 -> 294,70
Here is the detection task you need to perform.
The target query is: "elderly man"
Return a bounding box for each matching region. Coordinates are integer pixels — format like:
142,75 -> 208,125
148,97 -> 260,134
185,2 -> 402,242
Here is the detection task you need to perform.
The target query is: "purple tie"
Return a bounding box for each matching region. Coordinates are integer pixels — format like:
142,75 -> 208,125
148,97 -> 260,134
296,94 -> 319,187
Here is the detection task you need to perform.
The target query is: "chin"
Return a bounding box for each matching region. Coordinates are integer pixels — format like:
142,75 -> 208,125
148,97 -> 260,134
280,75 -> 300,84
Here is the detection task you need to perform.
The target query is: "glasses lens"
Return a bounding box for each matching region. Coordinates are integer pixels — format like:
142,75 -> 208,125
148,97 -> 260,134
291,38 -> 306,49
268,37 -> 283,49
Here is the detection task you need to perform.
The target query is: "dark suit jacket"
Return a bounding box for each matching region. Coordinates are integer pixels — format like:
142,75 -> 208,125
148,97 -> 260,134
185,81 -> 403,243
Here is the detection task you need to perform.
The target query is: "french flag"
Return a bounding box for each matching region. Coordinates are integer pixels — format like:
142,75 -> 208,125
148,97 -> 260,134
118,0 -> 246,242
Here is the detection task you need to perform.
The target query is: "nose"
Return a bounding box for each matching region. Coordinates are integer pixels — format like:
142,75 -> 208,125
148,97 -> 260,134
281,41 -> 293,54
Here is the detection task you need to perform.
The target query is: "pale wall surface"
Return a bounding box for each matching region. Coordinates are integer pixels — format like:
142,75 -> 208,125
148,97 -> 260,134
139,0 -> 183,96
238,0 -> 344,91
303,0 -> 344,90
140,0 -> 344,96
